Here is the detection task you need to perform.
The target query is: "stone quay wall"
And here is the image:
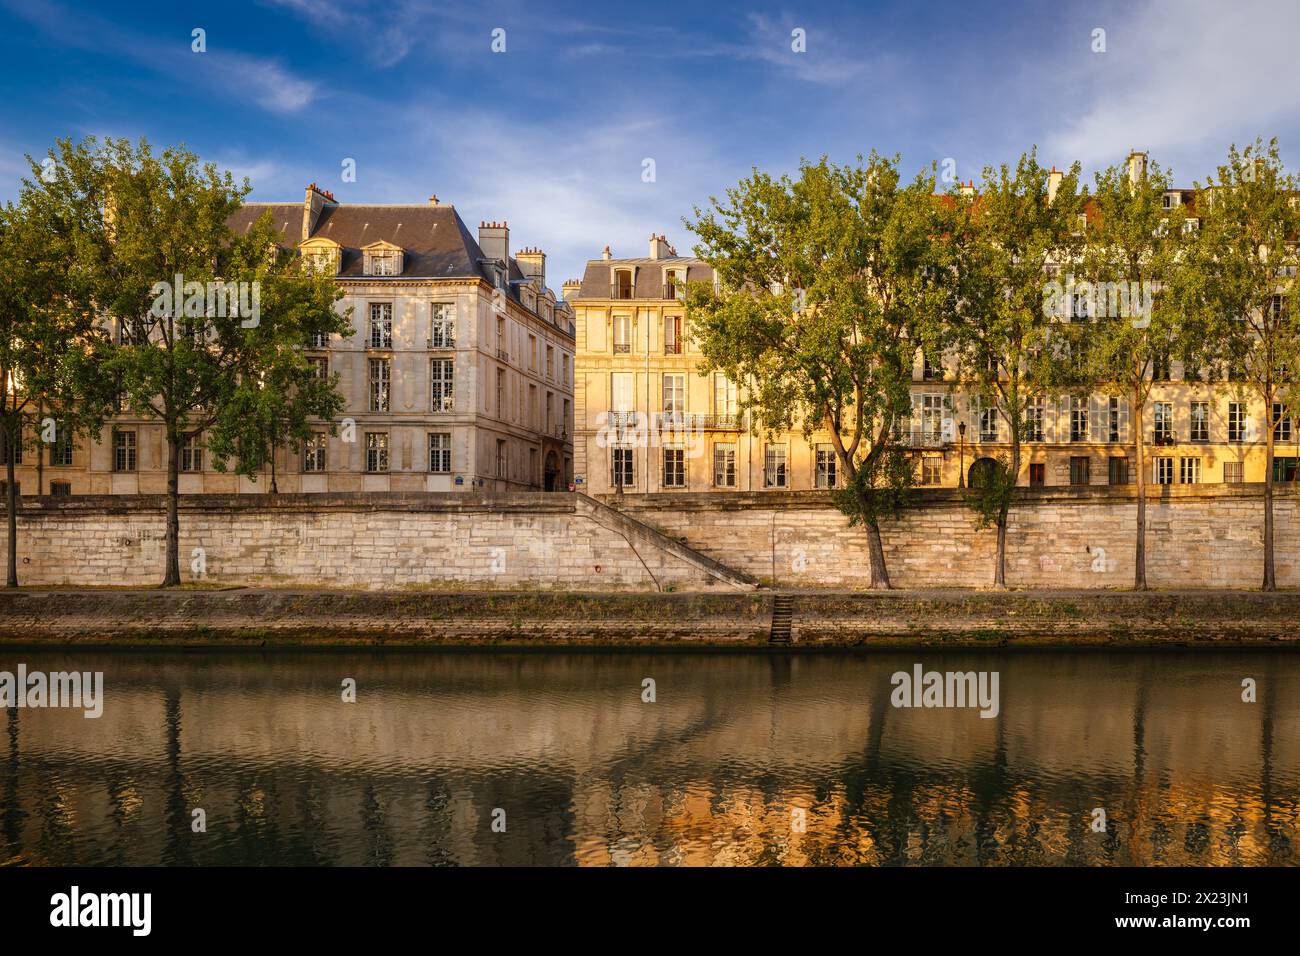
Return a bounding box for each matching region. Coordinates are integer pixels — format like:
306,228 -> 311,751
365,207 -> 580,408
604,484 -> 1298,589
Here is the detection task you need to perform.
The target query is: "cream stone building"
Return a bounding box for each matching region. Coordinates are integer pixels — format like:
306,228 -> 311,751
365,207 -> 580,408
572,210 -> 1296,495
4,185 -> 575,496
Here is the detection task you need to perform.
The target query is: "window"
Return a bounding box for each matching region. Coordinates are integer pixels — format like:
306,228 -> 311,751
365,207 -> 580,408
613,314 -> 631,353
497,367 -> 507,418
921,456 -> 942,486
429,304 -> 455,348
370,251 -> 398,276
528,334 -> 538,370
1228,402 -> 1246,442
1154,401 -> 1173,444
180,434 -> 203,472
917,393 -> 947,444
922,353 -> 943,381
1069,455 -> 1090,486
546,391 -> 554,434
612,447 -> 634,487
662,373 -> 685,420
0,431 -> 20,465
307,356 -> 329,381
1072,214 -> 1087,235
561,353 -> 569,386
368,303 -> 393,349
428,433 -> 451,473
546,345 -> 555,379
562,399 -> 570,435
664,315 -> 683,354
1190,401 -> 1209,442
303,433 -> 327,472
495,439 -> 507,478
113,430 -> 136,472
1274,457 -> 1300,482
611,372 -> 634,417
815,444 -> 838,488
1154,456 -> 1174,485
497,317 -> 507,360
50,427 -> 73,467
369,357 -> 391,412
764,445 -> 788,488
714,374 -> 738,420
713,443 -> 736,487
662,445 -> 685,488
1273,402 -> 1292,442
664,270 -> 681,300
49,481 -> 71,497
977,399 -> 998,442
1224,461 -> 1244,483
1029,463 -> 1045,487
1108,456 -> 1129,485
1152,351 -> 1171,381
365,433 -> 389,473
1070,396 -> 1089,442
430,359 -> 454,412
1107,397 -> 1125,443
1180,457 -> 1201,484
615,270 -> 633,299
1025,400 -> 1044,442
309,331 -> 329,348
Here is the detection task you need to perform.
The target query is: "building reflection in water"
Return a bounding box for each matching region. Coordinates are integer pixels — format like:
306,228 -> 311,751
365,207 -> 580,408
0,649 -> 1296,866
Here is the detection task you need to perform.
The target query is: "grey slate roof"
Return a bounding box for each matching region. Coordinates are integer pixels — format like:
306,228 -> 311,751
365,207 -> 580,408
576,257 -> 715,300
228,202 -> 494,281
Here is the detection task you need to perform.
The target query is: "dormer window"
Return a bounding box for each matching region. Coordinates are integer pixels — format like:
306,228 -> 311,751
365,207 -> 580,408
615,269 -> 633,299
299,238 -> 341,276
363,241 -> 403,277
1072,214 -> 1087,236
664,269 -> 684,300
1162,193 -> 1177,210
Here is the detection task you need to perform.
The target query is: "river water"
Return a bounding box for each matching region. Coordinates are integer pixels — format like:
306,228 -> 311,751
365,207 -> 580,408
2,648 -> 1296,866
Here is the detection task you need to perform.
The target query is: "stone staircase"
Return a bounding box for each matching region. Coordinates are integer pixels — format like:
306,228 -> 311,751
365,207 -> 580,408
769,594 -> 793,644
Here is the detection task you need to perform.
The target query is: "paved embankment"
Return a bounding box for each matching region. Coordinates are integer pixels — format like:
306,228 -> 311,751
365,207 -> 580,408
2,588 -> 1299,648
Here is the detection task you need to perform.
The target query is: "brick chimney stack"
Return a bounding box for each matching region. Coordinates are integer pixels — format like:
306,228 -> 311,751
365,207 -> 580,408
303,182 -> 335,241
478,220 -> 510,264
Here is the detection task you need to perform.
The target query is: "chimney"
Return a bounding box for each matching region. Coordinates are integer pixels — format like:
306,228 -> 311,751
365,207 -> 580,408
303,182 -> 335,241
516,246 -> 546,288
959,178 -> 976,198
1047,167 -> 1063,204
562,279 -> 582,301
1127,150 -> 1148,187
478,220 -> 509,265
649,233 -> 673,260
601,245 -> 611,261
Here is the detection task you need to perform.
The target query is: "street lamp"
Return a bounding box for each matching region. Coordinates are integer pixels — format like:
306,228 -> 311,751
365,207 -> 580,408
958,421 -> 966,488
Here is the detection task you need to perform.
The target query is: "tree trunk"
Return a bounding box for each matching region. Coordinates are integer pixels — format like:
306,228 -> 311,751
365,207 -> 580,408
5,437 -> 16,589
1133,388 -> 1147,590
1264,415 -> 1276,591
162,435 -> 182,587
855,487 -> 892,589
993,438 -> 1020,589
269,444 -> 278,495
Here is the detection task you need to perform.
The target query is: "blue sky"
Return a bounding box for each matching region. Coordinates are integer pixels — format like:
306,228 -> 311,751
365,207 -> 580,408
1,0 -> 1297,287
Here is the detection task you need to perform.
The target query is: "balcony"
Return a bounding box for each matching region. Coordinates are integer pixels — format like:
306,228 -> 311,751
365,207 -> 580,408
426,337 -> 456,349
663,342 -> 683,355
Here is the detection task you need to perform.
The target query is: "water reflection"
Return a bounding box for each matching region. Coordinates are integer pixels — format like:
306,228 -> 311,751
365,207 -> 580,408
1,649 -> 1296,866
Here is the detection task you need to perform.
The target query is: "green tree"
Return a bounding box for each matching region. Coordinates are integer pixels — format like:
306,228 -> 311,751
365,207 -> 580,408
69,136 -> 350,586
1075,155 -> 1189,589
204,271 -> 350,494
950,151 -> 1084,587
684,154 -> 958,588
1182,138 -> 1300,590
2,143 -> 115,588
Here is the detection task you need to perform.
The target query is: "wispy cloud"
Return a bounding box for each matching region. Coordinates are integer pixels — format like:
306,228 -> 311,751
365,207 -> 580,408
2,0 -> 320,114
1047,0 -> 1300,173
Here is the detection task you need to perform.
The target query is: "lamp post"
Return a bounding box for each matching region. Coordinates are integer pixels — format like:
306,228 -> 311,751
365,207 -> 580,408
958,421 -> 966,489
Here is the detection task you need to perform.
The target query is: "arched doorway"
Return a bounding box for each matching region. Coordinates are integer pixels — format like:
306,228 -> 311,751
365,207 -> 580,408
544,451 -> 560,491
968,456 -> 1001,489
